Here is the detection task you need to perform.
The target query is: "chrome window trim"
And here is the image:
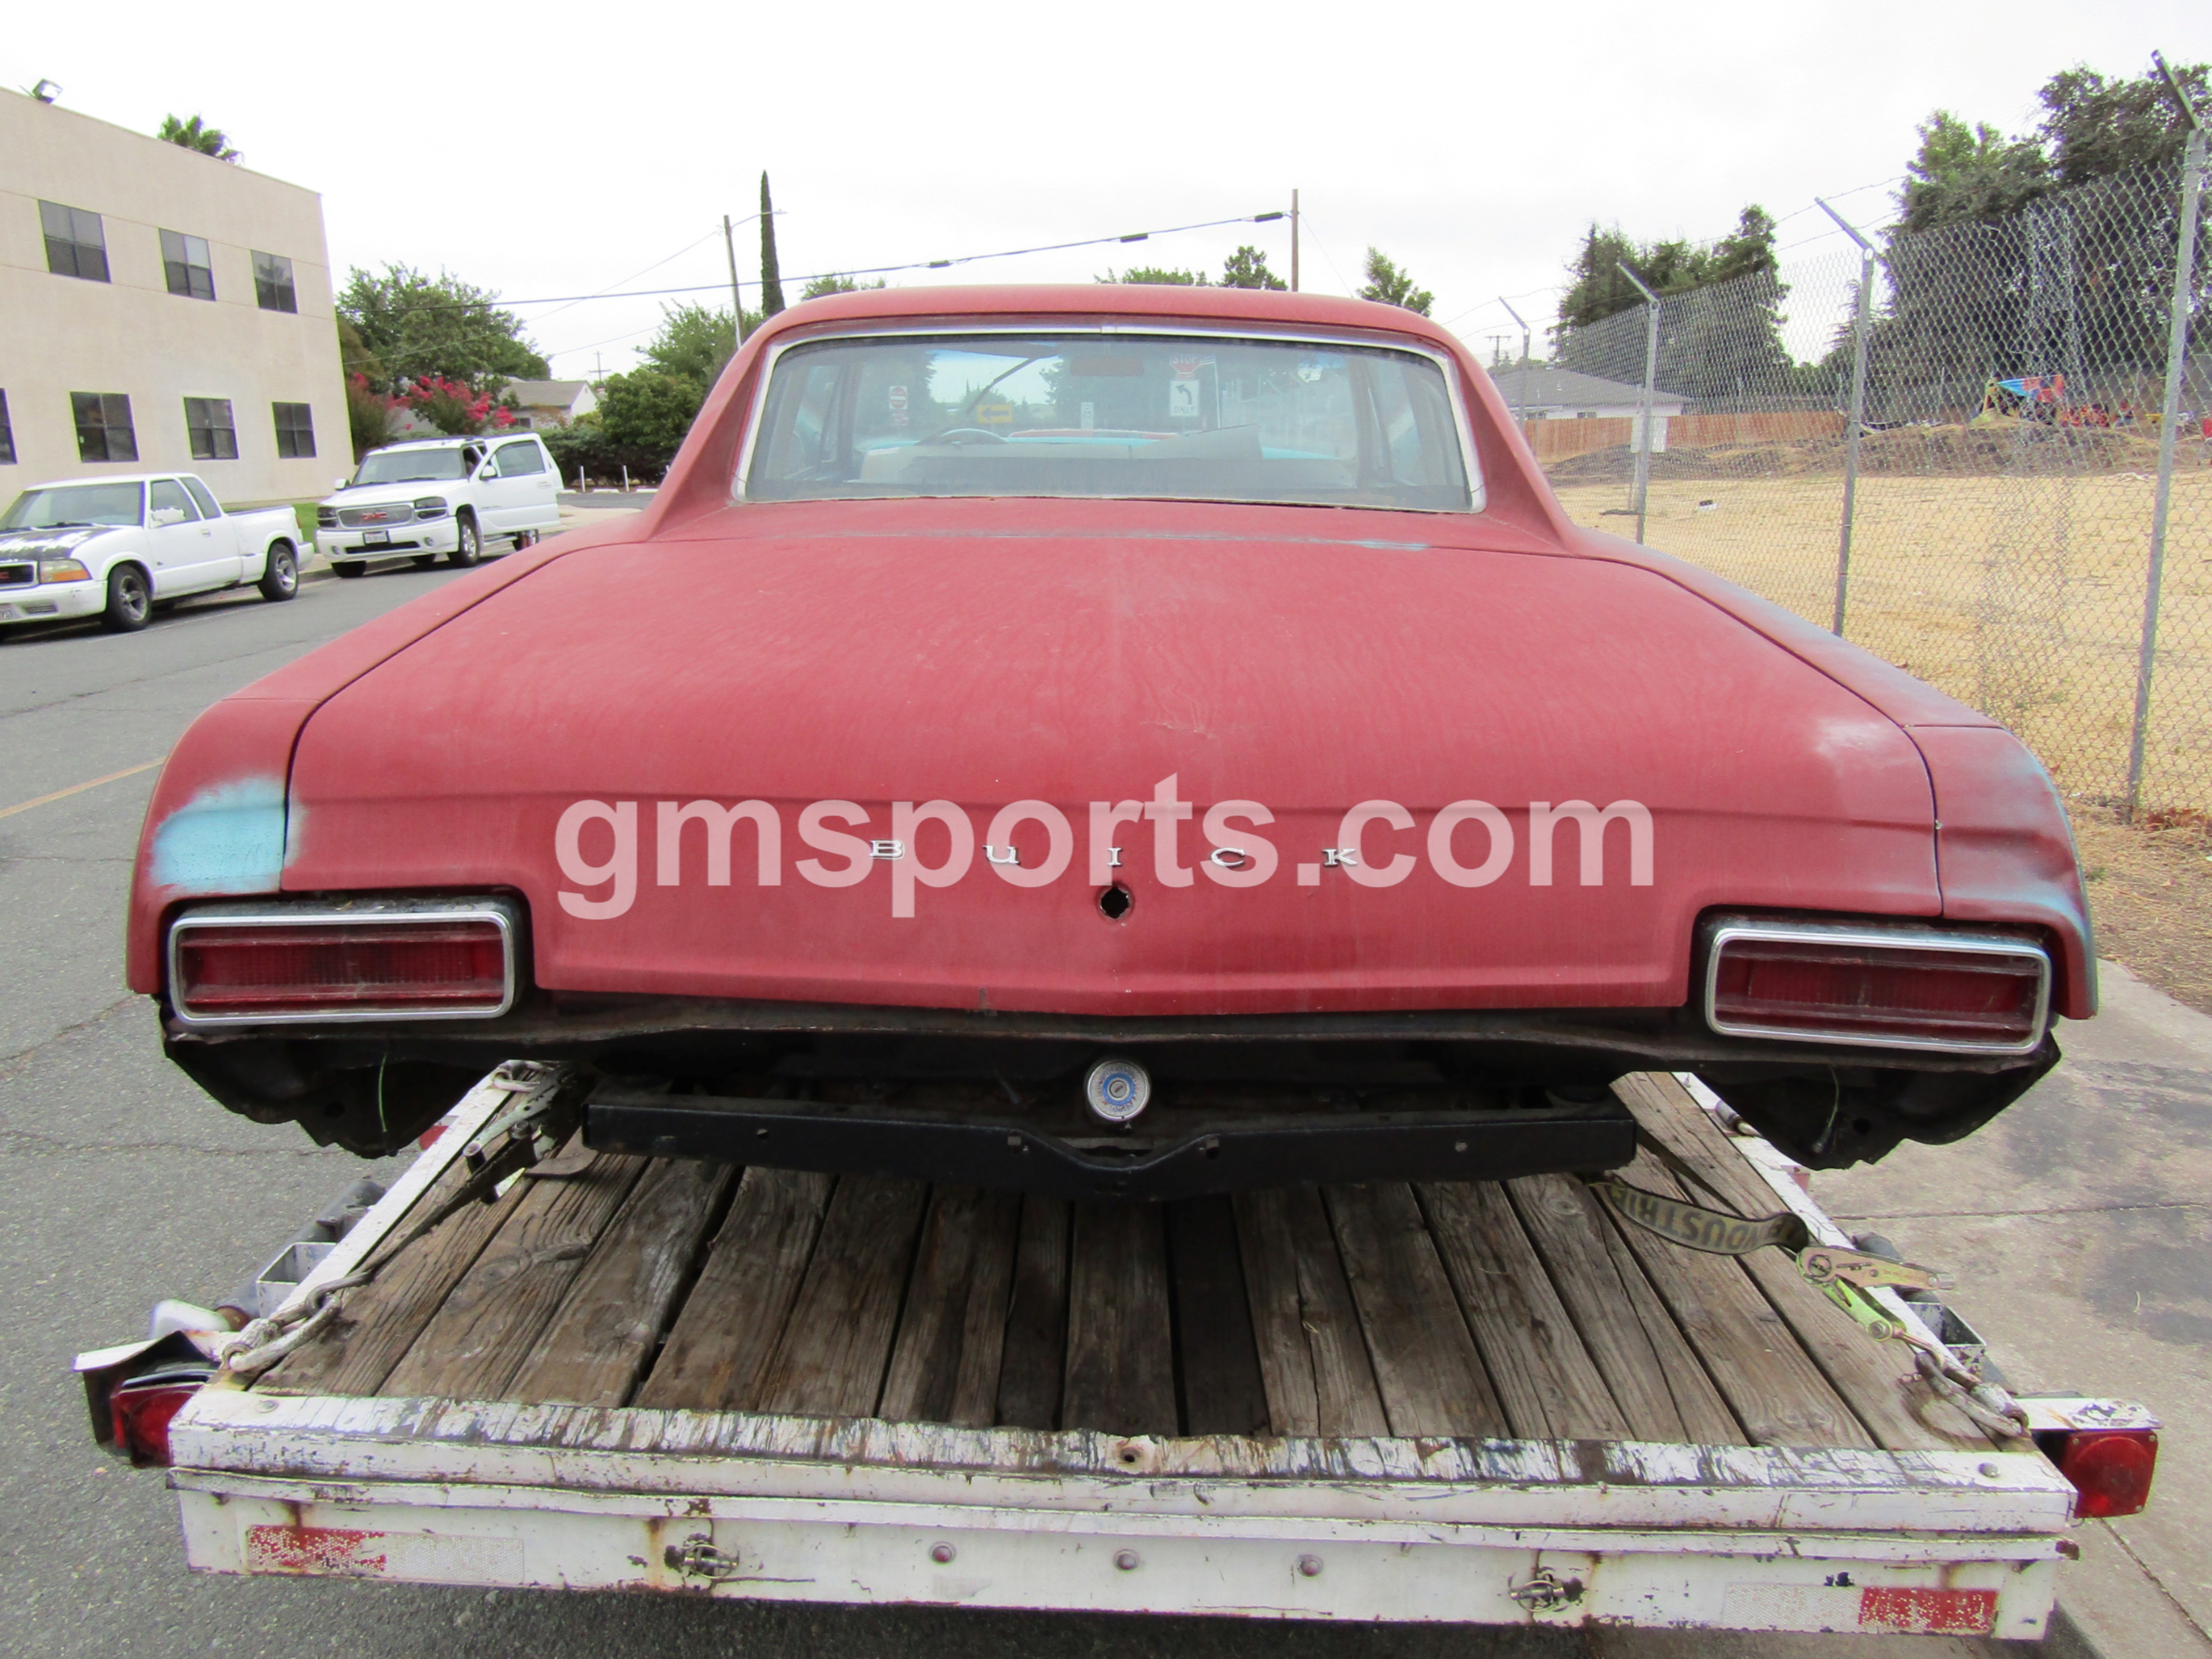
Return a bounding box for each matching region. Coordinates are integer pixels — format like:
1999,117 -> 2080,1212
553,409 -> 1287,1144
167,899 -> 519,1029
729,320 -> 1486,514
1702,915 -> 2051,1058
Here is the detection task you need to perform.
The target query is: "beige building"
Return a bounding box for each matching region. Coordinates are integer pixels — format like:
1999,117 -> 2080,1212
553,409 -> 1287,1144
0,91 -> 346,506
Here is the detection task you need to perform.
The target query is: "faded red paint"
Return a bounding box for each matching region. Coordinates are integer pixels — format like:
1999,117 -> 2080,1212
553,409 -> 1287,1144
125,283 -> 2092,1021
1858,1586 -> 1999,1635
243,1523 -> 390,1576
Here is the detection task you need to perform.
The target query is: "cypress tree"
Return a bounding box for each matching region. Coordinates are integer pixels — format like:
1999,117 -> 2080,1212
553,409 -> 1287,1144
759,172 -> 786,319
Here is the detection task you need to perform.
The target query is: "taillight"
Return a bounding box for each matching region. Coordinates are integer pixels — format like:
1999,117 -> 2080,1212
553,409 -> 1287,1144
169,906 -> 515,1024
1705,918 -> 2048,1055
2054,1430 -> 2159,1518
110,1372 -> 207,1467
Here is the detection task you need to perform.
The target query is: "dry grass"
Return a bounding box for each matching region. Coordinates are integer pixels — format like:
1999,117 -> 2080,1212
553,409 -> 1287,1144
2071,804 -> 2212,1015
1550,469 -> 2212,813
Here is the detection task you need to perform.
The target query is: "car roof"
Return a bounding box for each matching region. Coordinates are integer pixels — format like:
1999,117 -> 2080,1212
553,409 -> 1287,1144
20,474 -> 182,491
766,282 -> 1459,348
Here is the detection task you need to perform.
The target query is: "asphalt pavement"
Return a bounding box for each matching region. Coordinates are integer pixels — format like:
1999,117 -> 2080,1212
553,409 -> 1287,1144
0,548 -> 2197,1656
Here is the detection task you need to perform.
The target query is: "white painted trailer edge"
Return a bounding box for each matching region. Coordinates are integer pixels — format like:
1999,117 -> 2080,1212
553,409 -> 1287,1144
159,1070 -> 2087,1638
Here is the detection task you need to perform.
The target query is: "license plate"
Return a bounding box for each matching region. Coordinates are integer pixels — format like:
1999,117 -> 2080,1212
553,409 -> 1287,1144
363,530 -> 389,547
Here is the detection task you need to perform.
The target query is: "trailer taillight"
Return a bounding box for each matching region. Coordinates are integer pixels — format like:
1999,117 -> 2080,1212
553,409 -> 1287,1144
1704,918 -> 2049,1055
2054,1430 -> 2159,1519
110,1374 -> 205,1467
169,906 -> 516,1025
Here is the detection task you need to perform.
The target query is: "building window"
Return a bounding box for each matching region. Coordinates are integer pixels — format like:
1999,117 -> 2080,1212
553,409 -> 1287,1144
272,402 -> 316,459
72,393 -> 137,462
253,251 -> 298,313
161,230 -> 217,301
0,391 -> 15,465
40,200 -> 109,282
185,398 -> 239,461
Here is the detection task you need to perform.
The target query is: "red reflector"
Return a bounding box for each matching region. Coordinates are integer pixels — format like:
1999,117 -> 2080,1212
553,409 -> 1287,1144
1710,932 -> 2046,1051
2057,1429 -> 2158,1518
110,1376 -> 203,1467
174,918 -> 509,1019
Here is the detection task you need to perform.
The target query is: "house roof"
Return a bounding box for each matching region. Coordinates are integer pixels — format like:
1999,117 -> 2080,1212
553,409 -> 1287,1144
1485,367 -> 1690,408
504,379 -> 593,407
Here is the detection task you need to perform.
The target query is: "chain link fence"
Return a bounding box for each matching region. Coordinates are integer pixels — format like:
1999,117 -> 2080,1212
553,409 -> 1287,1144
1525,144 -> 2211,821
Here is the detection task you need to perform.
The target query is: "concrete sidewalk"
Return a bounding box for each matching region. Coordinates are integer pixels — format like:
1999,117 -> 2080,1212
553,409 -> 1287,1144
1819,962 -> 2212,1658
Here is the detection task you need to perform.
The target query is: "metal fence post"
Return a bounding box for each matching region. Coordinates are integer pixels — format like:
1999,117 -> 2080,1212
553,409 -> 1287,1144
1616,263 -> 1660,544
2126,122 -> 2209,819
1817,199 -> 1878,637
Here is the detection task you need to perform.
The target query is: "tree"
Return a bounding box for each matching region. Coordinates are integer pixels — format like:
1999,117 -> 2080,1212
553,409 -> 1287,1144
345,374 -> 395,461
338,265 -> 548,394
394,375 -> 517,437
595,371 -> 702,474
1218,246 -> 1286,290
801,273 -> 887,300
1358,249 -> 1432,315
1098,265 -> 1203,284
158,114 -> 238,161
1895,112 -> 2051,234
641,302 -> 754,388
759,173 -> 786,320
2039,60 -> 2211,186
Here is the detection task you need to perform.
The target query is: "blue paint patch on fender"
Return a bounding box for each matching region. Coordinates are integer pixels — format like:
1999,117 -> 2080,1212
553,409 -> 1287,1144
151,777 -> 293,893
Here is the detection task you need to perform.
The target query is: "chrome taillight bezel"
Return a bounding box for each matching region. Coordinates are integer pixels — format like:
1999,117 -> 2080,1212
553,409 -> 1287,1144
167,897 -> 520,1029
1702,913 -> 2052,1057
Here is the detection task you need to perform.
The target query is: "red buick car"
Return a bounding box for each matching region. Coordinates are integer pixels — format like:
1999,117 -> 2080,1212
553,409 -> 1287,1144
125,284 -> 2091,1197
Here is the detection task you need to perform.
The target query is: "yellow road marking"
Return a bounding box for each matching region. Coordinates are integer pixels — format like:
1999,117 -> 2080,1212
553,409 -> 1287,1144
0,759 -> 165,820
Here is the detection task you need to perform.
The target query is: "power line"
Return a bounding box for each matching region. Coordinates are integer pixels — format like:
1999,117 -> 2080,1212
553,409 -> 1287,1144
387,209 -> 1289,318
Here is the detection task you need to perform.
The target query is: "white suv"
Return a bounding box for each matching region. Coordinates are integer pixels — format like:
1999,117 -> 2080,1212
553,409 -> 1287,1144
318,434 -> 560,577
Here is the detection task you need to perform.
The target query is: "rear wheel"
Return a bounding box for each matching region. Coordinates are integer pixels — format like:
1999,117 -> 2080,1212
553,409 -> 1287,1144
333,561 -> 368,579
257,541 -> 299,602
448,512 -> 482,568
101,565 -> 152,632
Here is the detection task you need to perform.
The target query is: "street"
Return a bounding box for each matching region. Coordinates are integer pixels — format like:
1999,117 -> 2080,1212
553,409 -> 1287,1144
0,558 -> 2198,1658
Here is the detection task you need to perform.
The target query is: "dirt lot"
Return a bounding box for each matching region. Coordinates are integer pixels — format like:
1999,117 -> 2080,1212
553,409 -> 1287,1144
1549,462 -> 2212,1015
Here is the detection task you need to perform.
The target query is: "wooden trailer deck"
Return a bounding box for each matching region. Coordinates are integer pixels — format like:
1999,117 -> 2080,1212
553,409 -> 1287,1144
260,1073 -> 1994,1455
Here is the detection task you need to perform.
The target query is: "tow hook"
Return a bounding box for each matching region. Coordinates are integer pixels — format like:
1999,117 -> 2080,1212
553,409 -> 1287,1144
1508,1567 -> 1586,1612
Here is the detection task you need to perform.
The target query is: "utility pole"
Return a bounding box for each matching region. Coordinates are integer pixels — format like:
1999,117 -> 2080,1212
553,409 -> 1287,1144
1498,296 -> 1533,431
1290,189 -> 1300,292
1816,198 -> 1879,638
723,213 -> 745,353
1616,263 -> 1660,545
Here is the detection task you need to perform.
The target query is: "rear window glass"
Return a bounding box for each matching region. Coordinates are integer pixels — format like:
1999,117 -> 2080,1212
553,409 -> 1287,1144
744,332 -> 1476,512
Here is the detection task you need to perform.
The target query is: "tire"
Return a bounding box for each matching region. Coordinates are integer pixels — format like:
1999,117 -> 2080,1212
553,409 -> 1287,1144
411,554 -> 439,569
101,565 -> 152,632
333,561 -> 368,579
448,512 -> 482,568
258,541 -> 299,602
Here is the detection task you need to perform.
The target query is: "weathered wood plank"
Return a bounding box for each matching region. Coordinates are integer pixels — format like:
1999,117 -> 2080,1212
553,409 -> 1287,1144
1165,1197 -> 1270,1436
261,1144 -> 536,1398
1507,1172 -> 1741,1444
1231,1187 -> 1387,1438
634,1167 -> 833,1411
994,1196 -> 1070,1430
1061,1201 -> 1177,1437
382,1152 -> 647,1400
501,1158 -> 735,1407
753,1177 -> 929,1419
1325,1183 -> 1507,1438
878,1186 -> 1022,1427
1417,1181 -> 1630,1440
1616,1072 -> 1993,1450
1601,1146 -> 1874,1448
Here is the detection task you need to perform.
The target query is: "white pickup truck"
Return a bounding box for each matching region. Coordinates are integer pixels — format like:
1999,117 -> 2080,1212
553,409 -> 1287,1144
0,473 -> 300,635
318,434 -> 561,576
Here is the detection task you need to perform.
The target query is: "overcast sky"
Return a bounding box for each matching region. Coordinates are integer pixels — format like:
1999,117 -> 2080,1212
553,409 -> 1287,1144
11,0 -> 2206,378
